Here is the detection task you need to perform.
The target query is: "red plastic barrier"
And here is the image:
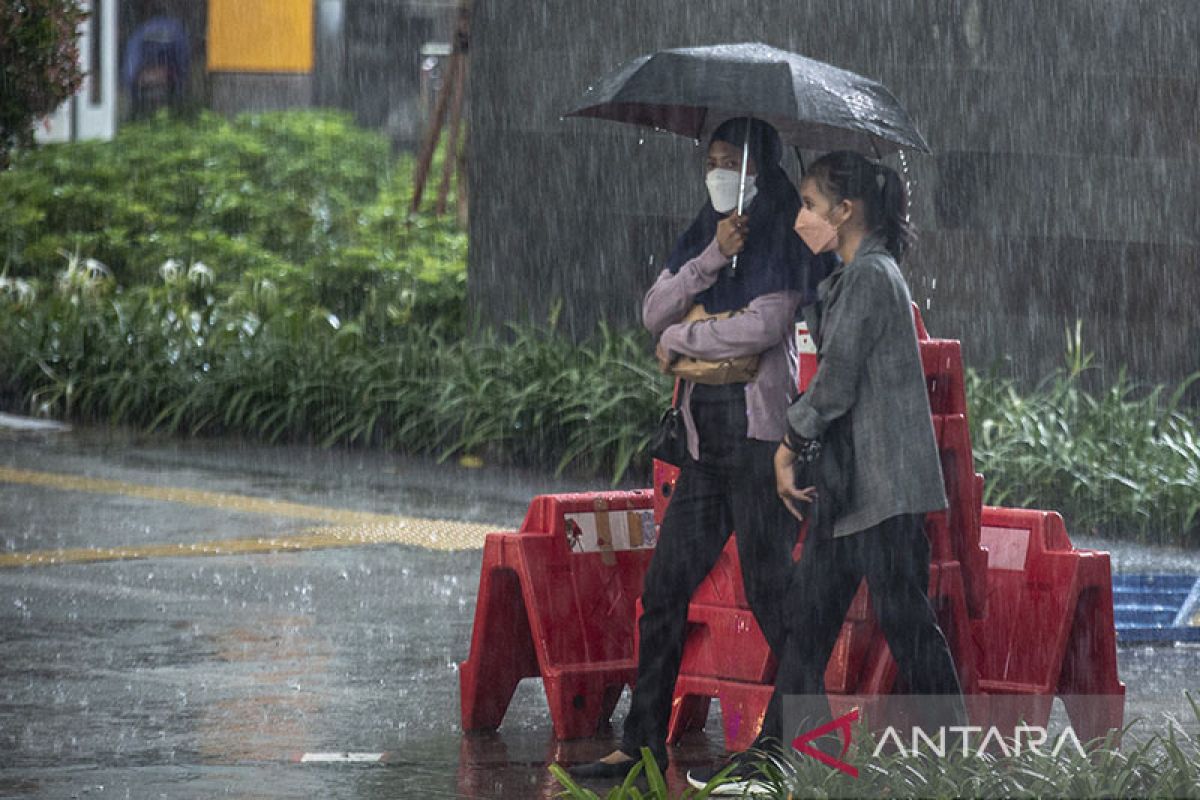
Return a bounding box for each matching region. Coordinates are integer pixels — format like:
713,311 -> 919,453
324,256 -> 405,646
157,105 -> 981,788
667,507 -> 1127,750
972,506 -> 1125,741
653,458 -> 680,526
921,338 -> 968,416
796,319 -> 818,392
929,412 -> 989,618
459,491 -> 656,739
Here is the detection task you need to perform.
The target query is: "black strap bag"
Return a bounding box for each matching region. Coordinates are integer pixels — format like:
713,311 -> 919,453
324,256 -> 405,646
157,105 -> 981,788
648,383 -> 689,467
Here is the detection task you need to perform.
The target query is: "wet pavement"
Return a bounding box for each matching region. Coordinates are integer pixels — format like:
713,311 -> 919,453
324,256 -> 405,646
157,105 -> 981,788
1,421 -> 1197,798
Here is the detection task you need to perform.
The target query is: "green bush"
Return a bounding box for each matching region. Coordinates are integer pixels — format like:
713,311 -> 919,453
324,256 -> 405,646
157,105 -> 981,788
0,277 -> 669,483
0,0 -> 87,167
0,109 -> 464,327
968,323 -> 1200,546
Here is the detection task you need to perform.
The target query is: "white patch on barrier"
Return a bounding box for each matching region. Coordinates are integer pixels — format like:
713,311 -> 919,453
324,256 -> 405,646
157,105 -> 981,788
980,526 -> 1030,571
564,509 -> 656,553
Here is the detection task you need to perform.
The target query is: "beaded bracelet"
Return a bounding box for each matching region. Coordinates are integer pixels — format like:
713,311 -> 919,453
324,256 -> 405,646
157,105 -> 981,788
784,429 -> 822,463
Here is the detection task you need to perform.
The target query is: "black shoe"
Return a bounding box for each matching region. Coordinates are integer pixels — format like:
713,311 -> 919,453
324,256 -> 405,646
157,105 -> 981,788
686,745 -> 788,796
567,750 -> 667,782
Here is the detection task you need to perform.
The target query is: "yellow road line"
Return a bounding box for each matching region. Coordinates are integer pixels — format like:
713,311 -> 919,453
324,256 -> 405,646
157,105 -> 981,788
0,520 -> 499,568
0,465 -> 427,526
0,466 -> 502,561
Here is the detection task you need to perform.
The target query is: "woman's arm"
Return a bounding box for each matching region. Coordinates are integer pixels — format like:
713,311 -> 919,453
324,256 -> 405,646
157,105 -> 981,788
786,260 -> 890,440
642,238 -> 729,338
656,289 -> 802,361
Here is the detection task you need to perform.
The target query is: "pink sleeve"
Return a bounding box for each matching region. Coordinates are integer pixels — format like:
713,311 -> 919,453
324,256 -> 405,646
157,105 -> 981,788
658,290 -> 802,361
641,238 -> 730,338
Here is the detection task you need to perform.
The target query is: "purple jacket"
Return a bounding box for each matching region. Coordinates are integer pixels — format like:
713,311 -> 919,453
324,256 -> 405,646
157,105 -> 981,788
643,238 -> 802,461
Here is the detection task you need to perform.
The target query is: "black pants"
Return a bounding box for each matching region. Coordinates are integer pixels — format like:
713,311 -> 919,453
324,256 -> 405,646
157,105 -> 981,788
760,512 -> 965,743
621,384 -> 797,760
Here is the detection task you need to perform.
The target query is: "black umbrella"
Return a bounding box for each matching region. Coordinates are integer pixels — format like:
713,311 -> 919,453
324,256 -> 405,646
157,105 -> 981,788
564,42 -> 930,156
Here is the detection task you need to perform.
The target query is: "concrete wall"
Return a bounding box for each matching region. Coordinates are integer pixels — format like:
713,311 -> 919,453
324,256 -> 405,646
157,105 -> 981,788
210,73 -> 314,115
467,0 -> 1200,389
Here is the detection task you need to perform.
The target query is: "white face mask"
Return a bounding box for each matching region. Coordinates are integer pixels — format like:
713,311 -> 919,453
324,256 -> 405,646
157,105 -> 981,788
705,168 -> 758,214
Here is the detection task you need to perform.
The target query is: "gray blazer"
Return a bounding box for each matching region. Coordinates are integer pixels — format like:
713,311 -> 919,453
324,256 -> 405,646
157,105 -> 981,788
786,233 -> 947,537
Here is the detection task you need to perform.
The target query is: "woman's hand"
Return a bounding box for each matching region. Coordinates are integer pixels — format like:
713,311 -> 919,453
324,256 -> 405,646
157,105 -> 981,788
716,213 -> 748,259
655,340 -> 675,373
774,442 -> 817,521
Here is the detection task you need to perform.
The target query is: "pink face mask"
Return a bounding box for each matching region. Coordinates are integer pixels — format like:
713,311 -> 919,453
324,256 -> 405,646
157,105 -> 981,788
794,208 -> 839,254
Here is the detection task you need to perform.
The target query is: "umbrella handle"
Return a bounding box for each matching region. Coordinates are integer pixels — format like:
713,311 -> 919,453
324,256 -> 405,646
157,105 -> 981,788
731,135 -> 750,274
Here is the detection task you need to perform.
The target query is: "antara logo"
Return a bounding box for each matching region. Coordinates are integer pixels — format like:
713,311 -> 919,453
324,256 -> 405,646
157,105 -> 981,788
791,708 -> 860,777
789,708 -> 1089,778
872,724 -> 1088,760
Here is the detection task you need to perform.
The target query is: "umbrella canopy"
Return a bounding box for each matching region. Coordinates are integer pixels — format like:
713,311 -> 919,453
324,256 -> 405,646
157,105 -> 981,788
565,42 -> 930,155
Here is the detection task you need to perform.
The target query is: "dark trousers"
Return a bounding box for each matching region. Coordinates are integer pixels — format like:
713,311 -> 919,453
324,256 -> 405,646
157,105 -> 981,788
621,385 -> 797,760
761,513 -> 966,743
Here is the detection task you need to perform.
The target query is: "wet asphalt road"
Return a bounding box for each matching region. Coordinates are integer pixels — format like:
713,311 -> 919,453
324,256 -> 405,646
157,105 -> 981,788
1,421 -> 1197,799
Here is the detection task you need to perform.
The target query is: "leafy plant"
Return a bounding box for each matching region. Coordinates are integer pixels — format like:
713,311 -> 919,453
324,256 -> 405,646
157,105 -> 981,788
549,749 -> 733,799
0,0 -> 87,167
0,109 -> 461,327
968,322 -> 1200,545
0,278 -> 669,483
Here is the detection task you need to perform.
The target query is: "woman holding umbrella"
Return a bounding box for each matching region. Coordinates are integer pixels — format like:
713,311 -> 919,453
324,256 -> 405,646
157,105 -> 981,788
570,117 -> 832,781
687,150 -> 965,794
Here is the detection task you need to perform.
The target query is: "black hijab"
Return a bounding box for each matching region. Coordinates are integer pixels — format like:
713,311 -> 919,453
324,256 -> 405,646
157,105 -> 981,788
664,118 -> 829,313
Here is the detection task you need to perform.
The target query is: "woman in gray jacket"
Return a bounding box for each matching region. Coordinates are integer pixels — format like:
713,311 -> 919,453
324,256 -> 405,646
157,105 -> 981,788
689,150 -> 965,794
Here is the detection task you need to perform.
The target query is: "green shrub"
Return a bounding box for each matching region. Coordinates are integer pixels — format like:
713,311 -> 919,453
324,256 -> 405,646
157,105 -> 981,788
0,109 -> 462,327
0,0 -> 87,166
0,278 -> 669,484
968,323 -> 1200,546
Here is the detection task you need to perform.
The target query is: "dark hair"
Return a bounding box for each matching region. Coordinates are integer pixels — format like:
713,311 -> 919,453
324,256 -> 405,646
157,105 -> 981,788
806,150 -> 914,261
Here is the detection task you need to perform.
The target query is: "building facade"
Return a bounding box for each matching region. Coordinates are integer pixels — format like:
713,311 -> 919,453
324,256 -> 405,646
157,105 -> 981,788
37,0 -> 119,144
40,0 -> 457,147
467,0 -> 1200,390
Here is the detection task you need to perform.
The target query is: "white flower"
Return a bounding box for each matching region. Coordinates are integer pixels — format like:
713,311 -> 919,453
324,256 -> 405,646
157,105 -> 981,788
187,261 -> 214,288
12,278 -> 35,303
56,248 -> 111,294
83,258 -> 110,281
0,276 -> 28,303
159,258 -> 183,283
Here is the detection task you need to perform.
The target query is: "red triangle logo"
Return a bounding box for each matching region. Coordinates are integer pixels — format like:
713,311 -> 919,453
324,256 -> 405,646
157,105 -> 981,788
790,708 -> 859,777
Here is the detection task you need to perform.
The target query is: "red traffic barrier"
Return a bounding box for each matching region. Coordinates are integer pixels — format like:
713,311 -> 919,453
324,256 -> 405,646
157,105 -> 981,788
972,506 -> 1125,742
459,491 -> 655,739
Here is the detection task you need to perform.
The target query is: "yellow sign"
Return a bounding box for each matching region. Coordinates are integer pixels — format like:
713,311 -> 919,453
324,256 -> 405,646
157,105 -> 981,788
208,0 -> 313,73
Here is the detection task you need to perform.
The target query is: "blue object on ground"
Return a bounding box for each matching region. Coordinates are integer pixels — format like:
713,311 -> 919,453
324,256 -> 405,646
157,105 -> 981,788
1113,573 -> 1200,645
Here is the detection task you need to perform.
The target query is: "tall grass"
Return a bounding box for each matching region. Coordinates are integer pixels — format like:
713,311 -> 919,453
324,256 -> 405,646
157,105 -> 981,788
0,281 -> 671,484
968,322 -> 1200,546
